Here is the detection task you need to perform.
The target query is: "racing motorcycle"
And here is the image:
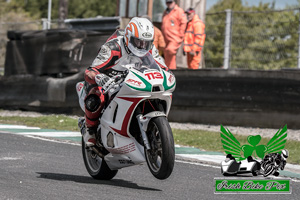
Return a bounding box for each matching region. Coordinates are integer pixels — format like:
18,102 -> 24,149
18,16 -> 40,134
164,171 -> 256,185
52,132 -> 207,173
261,154 -> 284,177
76,52 -> 176,180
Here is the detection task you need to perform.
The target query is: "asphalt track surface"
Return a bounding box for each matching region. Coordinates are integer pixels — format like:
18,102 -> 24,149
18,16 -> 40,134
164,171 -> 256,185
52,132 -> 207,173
1,132 -> 300,200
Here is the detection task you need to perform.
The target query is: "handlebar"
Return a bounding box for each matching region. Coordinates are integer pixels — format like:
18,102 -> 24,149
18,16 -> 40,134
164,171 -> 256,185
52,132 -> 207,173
102,70 -> 128,95
103,76 -> 123,94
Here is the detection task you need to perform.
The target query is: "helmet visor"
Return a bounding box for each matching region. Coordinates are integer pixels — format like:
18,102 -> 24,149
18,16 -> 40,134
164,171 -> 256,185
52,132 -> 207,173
130,36 -> 153,51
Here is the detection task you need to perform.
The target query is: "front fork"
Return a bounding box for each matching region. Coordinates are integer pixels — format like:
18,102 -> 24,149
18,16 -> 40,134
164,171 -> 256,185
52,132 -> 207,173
136,111 -> 166,150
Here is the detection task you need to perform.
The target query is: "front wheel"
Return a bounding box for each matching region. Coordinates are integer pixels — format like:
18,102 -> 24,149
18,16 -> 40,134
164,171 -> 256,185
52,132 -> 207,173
144,117 -> 175,180
82,139 -> 118,180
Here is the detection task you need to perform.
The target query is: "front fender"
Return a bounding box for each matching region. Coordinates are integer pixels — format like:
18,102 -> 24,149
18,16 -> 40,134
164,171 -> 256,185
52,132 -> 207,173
137,111 -> 166,132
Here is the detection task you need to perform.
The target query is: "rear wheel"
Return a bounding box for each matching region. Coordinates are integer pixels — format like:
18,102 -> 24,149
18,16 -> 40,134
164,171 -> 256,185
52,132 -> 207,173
144,117 -> 175,180
82,139 -> 118,180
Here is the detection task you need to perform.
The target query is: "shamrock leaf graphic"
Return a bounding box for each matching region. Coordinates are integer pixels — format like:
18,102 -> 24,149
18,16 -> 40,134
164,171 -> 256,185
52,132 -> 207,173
256,145 -> 268,158
241,135 -> 267,159
247,135 -> 261,146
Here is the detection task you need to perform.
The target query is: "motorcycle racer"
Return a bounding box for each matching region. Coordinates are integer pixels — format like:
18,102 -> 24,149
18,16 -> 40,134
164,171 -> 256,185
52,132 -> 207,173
83,17 -> 169,147
261,149 -> 289,176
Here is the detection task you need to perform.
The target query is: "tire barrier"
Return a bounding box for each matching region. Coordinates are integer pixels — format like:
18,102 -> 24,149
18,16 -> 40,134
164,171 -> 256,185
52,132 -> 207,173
5,30 -> 112,76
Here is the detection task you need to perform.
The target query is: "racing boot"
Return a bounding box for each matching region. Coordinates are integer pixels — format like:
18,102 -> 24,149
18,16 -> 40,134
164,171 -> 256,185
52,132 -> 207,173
78,117 -> 85,134
83,127 -> 97,147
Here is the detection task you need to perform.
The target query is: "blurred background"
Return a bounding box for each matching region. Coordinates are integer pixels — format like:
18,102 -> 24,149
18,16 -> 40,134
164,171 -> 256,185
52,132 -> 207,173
2,0 -> 300,73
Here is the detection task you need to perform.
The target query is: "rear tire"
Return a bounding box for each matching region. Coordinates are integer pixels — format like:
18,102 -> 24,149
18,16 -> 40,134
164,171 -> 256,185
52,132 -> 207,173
82,138 -> 118,180
144,117 -> 175,180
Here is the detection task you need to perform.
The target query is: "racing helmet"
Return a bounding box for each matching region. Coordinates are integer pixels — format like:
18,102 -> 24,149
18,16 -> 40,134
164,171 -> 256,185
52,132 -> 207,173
281,149 -> 289,160
124,17 -> 154,57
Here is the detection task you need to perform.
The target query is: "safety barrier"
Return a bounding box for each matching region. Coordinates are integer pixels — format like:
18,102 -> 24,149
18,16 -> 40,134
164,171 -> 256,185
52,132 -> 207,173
1,69 -> 300,129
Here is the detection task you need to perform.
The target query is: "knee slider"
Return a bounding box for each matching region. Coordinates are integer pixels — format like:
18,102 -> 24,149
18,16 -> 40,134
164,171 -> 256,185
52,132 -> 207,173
85,94 -> 100,112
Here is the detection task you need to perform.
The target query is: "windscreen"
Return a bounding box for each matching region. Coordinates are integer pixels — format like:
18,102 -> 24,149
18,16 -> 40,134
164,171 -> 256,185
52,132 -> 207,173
118,52 -> 161,73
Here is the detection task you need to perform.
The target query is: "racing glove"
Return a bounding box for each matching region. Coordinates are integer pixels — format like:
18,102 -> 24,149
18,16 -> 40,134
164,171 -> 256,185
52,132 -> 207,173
95,74 -> 115,92
102,78 -> 115,92
95,74 -> 110,87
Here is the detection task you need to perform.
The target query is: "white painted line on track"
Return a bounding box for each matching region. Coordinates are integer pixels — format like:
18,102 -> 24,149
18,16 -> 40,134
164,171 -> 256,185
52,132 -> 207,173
0,125 -> 40,129
15,131 -> 81,137
0,124 -> 81,137
177,154 -> 224,164
291,178 -> 300,183
0,157 -> 22,161
176,160 -> 220,169
25,135 -> 81,146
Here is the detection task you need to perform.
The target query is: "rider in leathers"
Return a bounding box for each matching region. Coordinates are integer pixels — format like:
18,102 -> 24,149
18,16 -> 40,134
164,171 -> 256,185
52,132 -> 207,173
83,17 -> 169,146
261,149 -> 289,176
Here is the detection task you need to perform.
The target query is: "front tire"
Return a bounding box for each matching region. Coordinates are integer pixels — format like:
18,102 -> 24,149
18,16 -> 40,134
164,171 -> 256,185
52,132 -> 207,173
82,139 -> 118,180
144,117 -> 175,180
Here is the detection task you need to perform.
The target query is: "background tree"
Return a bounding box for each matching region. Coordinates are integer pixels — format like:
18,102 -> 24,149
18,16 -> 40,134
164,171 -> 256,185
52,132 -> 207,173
0,0 -> 40,70
204,0 -> 245,68
68,0 -> 117,18
4,0 -> 117,20
153,0 -> 166,22
204,0 -> 299,69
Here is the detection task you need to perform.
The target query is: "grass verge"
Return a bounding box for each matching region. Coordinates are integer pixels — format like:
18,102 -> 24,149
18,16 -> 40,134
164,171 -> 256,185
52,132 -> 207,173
0,115 -> 299,165
0,115 -> 79,132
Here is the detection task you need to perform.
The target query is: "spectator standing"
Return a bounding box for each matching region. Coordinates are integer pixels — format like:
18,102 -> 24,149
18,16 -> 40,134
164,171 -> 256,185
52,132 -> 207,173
161,0 -> 187,69
154,26 -> 166,56
183,8 -> 206,69
142,15 -> 166,56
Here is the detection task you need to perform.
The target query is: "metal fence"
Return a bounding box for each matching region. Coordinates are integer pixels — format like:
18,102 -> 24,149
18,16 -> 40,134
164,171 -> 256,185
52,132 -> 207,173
205,8 -> 300,70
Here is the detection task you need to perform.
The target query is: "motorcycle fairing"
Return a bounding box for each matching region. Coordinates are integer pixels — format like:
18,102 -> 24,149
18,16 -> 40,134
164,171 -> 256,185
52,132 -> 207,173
79,53 -> 176,170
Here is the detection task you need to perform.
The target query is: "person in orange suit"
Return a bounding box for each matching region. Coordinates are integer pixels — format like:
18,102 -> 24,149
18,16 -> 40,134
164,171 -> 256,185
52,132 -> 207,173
154,26 -> 166,56
183,8 -> 206,69
161,0 -> 187,69
142,15 -> 166,55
